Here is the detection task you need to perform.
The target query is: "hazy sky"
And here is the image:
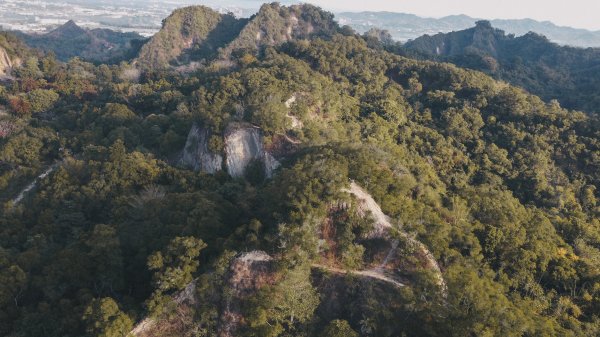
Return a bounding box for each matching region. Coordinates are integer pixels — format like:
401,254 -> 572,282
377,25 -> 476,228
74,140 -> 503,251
230,0 -> 600,31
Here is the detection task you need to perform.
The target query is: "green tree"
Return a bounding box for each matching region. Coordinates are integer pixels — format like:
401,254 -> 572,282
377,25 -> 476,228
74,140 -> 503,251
148,236 -> 207,293
323,319 -> 359,337
146,237 -> 207,314
245,265 -> 320,336
26,89 -> 59,114
83,297 -> 133,337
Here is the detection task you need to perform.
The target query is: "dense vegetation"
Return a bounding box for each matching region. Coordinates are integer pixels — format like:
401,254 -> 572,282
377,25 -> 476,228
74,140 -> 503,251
402,20 -> 600,114
1,3 -> 599,337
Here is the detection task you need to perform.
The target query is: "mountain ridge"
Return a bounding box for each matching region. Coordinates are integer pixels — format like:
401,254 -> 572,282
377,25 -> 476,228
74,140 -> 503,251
136,3 -> 340,70
401,20 -> 600,114
337,11 -> 600,47
13,20 -> 146,63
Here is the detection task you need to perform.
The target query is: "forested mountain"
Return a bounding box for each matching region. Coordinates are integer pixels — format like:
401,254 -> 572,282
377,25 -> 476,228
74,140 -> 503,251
136,3 -> 339,70
13,20 -> 146,64
402,20 -> 600,114
337,11 -> 600,48
0,3 -> 599,337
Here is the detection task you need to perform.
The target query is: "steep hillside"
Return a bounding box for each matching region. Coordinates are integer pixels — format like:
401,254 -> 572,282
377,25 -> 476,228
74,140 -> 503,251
403,21 -> 600,114
0,46 -> 15,77
15,20 -> 145,63
0,32 -> 29,76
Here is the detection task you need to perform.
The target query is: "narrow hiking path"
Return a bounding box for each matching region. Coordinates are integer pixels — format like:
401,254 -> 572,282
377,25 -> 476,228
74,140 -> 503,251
342,181 -> 447,293
312,263 -> 406,288
378,239 -> 400,270
11,163 -> 58,206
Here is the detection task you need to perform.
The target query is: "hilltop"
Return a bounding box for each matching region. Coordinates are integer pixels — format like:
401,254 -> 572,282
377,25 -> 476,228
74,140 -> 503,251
136,3 -> 340,70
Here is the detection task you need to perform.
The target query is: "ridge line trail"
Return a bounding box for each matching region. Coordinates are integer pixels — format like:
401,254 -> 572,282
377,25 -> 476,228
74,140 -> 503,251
341,181 -> 447,293
311,263 -> 406,288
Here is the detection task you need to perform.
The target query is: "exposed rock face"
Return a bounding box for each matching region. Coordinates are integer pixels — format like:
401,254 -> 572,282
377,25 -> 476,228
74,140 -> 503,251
0,47 -> 15,77
180,124 -> 223,173
224,124 -> 280,178
181,123 -> 280,178
263,152 -> 280,177
224,126 -> 262,178
129,251 -> 276,337
136,3 -> 338,69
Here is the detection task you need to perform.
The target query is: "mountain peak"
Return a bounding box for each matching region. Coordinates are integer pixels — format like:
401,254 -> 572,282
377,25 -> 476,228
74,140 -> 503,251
475,20 -> 493,29
63,20 -> 78,27
48,20 -> 87,39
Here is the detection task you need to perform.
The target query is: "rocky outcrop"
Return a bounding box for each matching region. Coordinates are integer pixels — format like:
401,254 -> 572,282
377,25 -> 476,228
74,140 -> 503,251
135,6 -> 241,69
136,4 -> 338,69
224,125 -> 262,178
0,47 -> 16,77
129,251 -> 276,337
224,124 -> 280,178
219,3 -> 338,59
181,123 -> 281,178
180,124 -> 223,173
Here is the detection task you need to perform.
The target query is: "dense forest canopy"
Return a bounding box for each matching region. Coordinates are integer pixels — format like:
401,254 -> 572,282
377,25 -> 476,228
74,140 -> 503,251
0,3 -> 599,337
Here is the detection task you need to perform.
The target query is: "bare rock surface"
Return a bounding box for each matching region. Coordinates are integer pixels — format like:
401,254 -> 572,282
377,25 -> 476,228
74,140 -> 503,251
180,124 -> 223,173
0,47 -> 18,77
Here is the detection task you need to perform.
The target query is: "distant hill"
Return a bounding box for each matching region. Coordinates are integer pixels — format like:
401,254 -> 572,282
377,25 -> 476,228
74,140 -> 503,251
401,21 -> 600,114
13,20 -> 147,63
337,11 -> 600,48
136,3 -> 340,69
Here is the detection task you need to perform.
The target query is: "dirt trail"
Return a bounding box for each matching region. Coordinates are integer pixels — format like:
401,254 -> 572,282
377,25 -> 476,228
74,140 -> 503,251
11,164 -> 58,206
378,239 -> 400,270
312,263 -> 405,288
342,181 -> 447,294
341,182 -> 391,237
